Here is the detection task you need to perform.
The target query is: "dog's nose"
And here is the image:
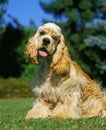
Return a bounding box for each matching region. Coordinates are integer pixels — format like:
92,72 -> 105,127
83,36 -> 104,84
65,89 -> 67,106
43,38 -> 50,46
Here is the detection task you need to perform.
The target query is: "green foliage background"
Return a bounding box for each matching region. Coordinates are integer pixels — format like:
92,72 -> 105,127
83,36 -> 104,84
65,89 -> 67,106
0,0 -> 106,98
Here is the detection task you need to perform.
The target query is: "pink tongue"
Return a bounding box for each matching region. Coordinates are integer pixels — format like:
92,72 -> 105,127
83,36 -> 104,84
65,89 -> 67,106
39,50 -> 48,57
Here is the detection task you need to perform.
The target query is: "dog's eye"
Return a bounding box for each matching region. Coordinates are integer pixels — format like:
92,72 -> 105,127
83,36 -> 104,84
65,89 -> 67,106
40,31 -> 46,35
52,36 -> 60,41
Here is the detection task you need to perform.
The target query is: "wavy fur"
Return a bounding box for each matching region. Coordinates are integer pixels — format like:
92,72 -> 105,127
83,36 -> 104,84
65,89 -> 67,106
25,32 -> 39,64
25,23 -> 106,119
50,35 -> 71,74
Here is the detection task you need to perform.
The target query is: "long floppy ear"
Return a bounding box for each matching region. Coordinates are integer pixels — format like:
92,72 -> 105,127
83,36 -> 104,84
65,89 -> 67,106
50,35 -> 71,74
25,32 -> 39,64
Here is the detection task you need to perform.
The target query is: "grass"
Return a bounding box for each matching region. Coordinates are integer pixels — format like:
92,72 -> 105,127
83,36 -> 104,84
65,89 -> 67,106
0,98 -> 106,130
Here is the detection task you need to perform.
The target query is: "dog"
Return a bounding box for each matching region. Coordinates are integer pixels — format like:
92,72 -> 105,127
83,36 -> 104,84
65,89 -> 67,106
25,23 -> 106,119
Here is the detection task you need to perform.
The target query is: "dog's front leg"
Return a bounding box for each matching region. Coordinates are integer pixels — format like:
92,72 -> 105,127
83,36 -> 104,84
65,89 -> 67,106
25,98 -> 51,119
51,102 -> 82,119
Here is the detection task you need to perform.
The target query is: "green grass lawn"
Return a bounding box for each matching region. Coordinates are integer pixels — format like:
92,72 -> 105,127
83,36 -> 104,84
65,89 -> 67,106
0,98 -> 106,130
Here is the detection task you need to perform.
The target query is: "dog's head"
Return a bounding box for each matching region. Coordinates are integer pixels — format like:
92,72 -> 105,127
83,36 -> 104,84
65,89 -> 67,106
36,23 -> 62,58
26,23 -> 71,74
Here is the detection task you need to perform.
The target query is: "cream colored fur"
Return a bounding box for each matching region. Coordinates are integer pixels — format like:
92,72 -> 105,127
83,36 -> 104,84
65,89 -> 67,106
25,23 -> 106,119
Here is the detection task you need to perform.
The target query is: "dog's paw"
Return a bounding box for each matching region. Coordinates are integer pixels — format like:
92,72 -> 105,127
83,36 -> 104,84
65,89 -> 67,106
25,110 -> 51,119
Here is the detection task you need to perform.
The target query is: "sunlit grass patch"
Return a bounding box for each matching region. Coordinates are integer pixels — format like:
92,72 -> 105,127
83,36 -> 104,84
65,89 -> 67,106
0,98 -> 106,130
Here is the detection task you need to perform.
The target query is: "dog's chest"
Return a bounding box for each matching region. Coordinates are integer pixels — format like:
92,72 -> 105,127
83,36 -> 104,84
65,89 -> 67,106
38,74 -> 67,103
45,71 -> 69,87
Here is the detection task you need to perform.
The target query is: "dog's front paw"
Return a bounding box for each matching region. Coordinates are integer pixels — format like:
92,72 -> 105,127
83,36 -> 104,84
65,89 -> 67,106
25,111 -> 35,119
25,109 -> 51,119
25,110 -> 43,119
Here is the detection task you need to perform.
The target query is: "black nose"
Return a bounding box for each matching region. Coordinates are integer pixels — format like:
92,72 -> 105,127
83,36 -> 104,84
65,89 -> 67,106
43,38 -> 50,46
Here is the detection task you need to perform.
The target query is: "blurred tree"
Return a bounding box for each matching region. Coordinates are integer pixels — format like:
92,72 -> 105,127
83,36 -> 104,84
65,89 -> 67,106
84,21 -> 106,85
0,21 -> 36,78
0,0 -> 8,45
0,24 -> 24,77
40,0 -> 106,86
0,0 -> 37,79
0,0 -> 8,27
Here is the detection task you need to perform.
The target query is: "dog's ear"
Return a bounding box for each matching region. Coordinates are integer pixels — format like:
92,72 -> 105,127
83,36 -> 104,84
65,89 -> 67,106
25,32 -> 39,64
50,35 -> 71,74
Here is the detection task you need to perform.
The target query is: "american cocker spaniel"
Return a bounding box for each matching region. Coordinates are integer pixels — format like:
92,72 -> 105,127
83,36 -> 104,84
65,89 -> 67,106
25,23 -> 106,119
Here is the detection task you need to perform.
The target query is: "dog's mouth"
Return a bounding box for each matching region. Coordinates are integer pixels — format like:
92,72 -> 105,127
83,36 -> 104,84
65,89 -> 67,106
38,48 -> 48,57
